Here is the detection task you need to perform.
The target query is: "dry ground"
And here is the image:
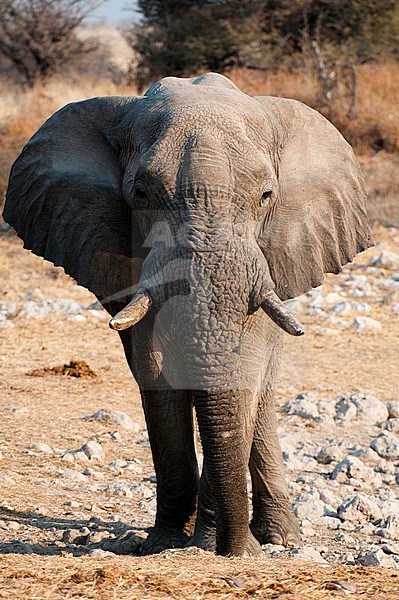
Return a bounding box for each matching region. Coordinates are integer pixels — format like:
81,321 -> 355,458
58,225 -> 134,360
1,225 -> 399,598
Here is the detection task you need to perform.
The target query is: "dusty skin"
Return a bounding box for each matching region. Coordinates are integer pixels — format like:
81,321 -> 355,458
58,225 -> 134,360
1,225 -> 399,598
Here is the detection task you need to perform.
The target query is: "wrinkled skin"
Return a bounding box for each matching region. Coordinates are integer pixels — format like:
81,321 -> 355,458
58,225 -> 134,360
3,73 -> 373,557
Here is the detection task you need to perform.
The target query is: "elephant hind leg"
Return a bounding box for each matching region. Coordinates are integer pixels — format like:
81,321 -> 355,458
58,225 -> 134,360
249,387 -> 300,547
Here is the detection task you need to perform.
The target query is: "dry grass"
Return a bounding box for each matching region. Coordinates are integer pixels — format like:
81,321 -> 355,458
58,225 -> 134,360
229,61 -> 399,155
2,553 -> 399,599
1,62 -> 398,223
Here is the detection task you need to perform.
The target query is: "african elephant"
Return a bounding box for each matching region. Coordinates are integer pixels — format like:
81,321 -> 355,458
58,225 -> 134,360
3,73 -> 372,557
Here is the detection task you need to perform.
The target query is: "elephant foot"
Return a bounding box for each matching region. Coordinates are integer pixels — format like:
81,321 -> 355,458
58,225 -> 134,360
187,527 -> 262,557
140,526 -> 190,555
250,502 -> 300,547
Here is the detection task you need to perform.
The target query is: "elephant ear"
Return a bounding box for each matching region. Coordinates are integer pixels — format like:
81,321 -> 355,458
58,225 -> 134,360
3,96 -> 146,312
256,97 -> 373,300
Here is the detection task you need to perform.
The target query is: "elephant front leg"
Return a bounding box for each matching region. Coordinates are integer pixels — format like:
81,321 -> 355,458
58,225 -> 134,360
188,463 -> 261,556
249,387 -> 300,547
140,388 -> 199,555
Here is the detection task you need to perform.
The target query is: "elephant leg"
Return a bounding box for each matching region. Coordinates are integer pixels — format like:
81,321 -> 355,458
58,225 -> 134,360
139,388 -> 199,555
188,462 -> 261,556
249,386 -> 300,546
118,328 -> 199,555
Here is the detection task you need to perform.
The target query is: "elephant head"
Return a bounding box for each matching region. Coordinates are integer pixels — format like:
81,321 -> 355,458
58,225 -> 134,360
3,73 -> 372,556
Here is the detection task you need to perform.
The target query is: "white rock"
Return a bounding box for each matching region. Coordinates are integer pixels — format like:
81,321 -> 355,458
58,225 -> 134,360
351,316 -> 381,331
26,288 -> 45,302
381,542 -> 399,556
323,315 -> 349,326
80,440 -> 105,462
379,417 -> 399,433
3,406 -> 29,414
335,533 -> 355,545
316,398 -> 337,420
83,467 -> 104,480
376,516 -> 399,541
68,314 -> 87,323
1,320 -> 15,328
65,500 -> 80,508
285,296 -> 308,314
19,299 -> 83,319
262,543 -> 286,555
387,402 -> 399,419
357,549 -> 398,568
318,489 -> 341,509
88,548 -> 115,558
329,301 -> 352,315
316,444 -> 344,464
335,393 -> 388,424
370,432 -> 399,460
315,327 -> 340,335
0,302 -> 18,317
338,494 -> 383,523
311,292 -> 343,309
107,483 -> 134,498
371,251 -> 399,270
353,302 -> 371,313
61,453 -> 74,463
113,411 -> 141,432
319,516 -> 342,529
350,446 -> 381,465
331,456 -> 381,486
340,552 -> 356,565
289,546 -> 327,564
335,398 -> 357,422
33,443 -> 53,454
350,393 -> 389,422
84,408 -> 141,432
283,392 -> 320,420
293,497 -> 326,522
73,451 -> 90,463
19,301 -> 49,319
377,495 -> 399,520
60,469 -> 88,483
131,482 -> 154,499
87,309 -> 106,319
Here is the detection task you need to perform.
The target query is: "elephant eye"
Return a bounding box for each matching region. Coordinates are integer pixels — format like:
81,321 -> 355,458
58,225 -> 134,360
259,189 -> 272,208
134,184 -> 150,207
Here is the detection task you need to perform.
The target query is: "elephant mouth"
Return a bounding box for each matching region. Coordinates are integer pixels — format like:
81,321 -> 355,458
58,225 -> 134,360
109,287 -> 305,336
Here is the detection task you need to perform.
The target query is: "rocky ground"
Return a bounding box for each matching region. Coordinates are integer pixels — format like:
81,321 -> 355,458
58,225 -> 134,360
1,224 -> 399,598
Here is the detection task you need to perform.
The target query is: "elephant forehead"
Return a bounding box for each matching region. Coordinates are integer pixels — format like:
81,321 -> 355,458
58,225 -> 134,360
144,73 -> 240,96
139,83 -> 264,133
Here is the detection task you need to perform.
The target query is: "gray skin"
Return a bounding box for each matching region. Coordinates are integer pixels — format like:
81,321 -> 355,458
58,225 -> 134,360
3,73 -> 373,557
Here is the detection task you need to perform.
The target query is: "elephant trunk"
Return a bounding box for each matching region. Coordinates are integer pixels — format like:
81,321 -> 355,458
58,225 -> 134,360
193,389 -> 249,555
179,249 -> 256,556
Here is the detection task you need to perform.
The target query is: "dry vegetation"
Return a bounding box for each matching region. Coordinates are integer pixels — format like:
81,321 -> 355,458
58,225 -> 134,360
2,552 -> 399,599
1,61 -> 398,225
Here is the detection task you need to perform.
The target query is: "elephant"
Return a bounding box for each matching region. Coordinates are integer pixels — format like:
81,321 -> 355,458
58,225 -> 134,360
3,72 -> 373,557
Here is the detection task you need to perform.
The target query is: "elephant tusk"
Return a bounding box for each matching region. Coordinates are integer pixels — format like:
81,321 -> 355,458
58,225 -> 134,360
109,289 -> 152,331
261,291 -> 305,337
